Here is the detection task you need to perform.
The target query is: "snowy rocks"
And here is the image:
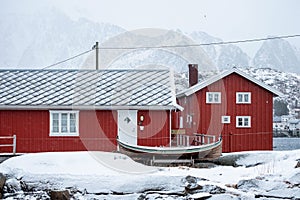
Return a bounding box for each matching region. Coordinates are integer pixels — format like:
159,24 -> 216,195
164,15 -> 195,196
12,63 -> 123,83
0,173 -> 6,199
4,178 -> 21,193
50,190 -> 70,200
237,179 -> 259,191
295,160 -> 300,168
212,154 -> 247,167
288,172 -> 300,186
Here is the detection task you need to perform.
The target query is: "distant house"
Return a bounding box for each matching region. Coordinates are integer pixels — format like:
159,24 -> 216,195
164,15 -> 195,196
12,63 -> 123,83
273,116 -> 285,130
174,65 -> 282,152
288,119 -> 300,131
0,69 -> 181,153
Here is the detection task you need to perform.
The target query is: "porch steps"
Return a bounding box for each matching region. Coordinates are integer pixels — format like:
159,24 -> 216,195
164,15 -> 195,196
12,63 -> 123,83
150,156 -> 194,166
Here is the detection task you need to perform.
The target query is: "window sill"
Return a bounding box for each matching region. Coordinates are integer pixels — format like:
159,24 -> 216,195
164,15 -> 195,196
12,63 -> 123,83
49,133 -> 80,137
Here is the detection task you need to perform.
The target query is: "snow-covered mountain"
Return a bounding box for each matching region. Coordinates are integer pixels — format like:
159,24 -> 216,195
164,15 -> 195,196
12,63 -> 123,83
0,7 -> 299,75
189,31 -> 250,70
253,38 -> 300,74
0,8 -> 125,69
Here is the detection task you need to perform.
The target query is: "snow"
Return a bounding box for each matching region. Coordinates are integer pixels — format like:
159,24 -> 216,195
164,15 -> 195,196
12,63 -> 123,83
1,150 -> 300,199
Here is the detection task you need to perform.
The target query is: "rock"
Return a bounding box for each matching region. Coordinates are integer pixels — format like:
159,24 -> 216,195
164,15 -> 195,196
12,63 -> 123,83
288,172 -> 300,186
212,154 -> 247,167
188,192 -> 212,200
194,162 -> 218,168
0,173 -> 6,199
295,160 -> 300,168
237,179 -> 259,191
50,190 -> 70,200
202,185 -> 226,194
185,175 -> 198,184
4,178 -> 21,193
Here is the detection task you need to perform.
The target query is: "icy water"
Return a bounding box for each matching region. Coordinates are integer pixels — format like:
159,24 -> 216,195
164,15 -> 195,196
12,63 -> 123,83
273,137 -> 300,151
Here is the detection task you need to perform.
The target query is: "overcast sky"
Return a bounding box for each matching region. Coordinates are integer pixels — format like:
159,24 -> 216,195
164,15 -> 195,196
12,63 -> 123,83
2,0 -> 300,56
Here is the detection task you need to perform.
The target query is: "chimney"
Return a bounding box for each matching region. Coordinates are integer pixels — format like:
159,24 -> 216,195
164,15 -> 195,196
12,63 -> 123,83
188,64 -> 198,87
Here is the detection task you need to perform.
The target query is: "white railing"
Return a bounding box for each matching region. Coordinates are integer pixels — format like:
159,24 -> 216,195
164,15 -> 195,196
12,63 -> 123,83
171,133 -> 217,147
0,135 -> 16,154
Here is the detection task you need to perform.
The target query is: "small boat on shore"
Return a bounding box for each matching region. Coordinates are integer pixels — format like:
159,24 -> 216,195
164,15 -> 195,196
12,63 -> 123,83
117,134 -> 222,161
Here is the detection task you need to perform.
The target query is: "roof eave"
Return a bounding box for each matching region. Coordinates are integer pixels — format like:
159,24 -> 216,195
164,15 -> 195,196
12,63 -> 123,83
0,105 -> 181,111
176,68 -> 284,97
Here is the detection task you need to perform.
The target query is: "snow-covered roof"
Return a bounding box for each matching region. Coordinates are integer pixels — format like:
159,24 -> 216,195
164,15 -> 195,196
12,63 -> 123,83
177,68 -> 284,97
0,69 -> 182,110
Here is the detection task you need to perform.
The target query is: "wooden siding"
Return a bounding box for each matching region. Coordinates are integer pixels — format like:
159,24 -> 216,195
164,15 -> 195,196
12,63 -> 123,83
137,110 -> 170,147
0,110 -> 118,153
177,73 -> 274,152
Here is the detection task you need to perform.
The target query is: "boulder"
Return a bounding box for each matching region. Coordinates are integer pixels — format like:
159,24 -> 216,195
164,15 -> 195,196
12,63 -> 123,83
237,179 -> 260,191
212,154 -> 247,167
295,160 -> 300,168
50,190 -> 70,200
0,173 -> 6,199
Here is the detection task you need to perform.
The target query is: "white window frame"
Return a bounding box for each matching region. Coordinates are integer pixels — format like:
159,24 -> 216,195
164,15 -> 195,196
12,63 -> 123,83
236,116 -> 251,128
236,92 -> 251,104
222,116 -> 231,124
50,110 -> 79,136
206,92 -> 221,104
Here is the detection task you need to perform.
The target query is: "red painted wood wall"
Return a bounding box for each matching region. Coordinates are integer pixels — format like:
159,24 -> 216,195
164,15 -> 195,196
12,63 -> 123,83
137,110 -> 170,147
0,110 -> 118,153
177,73 -> 274,152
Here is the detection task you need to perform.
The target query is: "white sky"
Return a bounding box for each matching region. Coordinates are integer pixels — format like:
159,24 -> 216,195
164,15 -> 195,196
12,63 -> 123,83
2,0 -> 300,56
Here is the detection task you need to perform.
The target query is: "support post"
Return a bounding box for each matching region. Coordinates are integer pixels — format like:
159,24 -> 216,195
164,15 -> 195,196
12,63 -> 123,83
13,134 -> 16,155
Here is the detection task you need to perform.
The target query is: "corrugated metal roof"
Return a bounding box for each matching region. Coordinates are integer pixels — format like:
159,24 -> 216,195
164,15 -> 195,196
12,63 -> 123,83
0,69 -> 182,110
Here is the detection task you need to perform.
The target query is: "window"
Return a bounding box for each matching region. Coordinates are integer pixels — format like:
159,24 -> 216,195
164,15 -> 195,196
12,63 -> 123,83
206,92 -> 221,103
222,116 -> 231,124
236,116 -> 251,128
50,111 -> 79,136
236,92 -> 251,104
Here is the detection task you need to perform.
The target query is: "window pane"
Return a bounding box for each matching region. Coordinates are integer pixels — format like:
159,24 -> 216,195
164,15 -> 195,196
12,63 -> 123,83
61,113 -> 68,133
244,94 -> 249,102
208,93 -> 213,102
69,113 -> 77,133
52,113 -> 59,132
214,94 -> 219,102
238,94 -> 243,102
244,118 -> 249,126
238,118 -> 243,126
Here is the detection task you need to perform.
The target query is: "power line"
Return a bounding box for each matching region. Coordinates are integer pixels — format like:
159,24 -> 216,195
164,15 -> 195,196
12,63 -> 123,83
43,34 -> 300,69
99,34 -> 300,50
43,49 -> 94,69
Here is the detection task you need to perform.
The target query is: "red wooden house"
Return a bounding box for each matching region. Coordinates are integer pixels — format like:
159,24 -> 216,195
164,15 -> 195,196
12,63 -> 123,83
175,64 -> 282,152
0,66 -> 282,154
0,69 -> 182,153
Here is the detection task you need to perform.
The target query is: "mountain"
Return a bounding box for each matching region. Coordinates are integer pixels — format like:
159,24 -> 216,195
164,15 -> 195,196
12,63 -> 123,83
0,8 -> 299,75
253,38 -> 300,74
189,31 -> 250,70
0,8 -> 125,69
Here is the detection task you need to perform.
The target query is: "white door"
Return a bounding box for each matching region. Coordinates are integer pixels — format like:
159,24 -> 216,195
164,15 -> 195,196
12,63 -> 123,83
118,110 -> 137,145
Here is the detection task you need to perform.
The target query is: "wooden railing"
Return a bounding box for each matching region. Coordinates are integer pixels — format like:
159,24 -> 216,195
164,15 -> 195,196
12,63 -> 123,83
0,135 -> 16,154
171,133 -> 217,147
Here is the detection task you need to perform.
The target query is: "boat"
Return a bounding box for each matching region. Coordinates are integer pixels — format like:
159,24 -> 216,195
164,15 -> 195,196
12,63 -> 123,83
117,135 -> 222,161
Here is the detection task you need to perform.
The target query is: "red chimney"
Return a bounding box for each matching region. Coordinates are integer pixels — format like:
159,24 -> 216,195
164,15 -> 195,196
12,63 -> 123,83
188,64 -> 198,87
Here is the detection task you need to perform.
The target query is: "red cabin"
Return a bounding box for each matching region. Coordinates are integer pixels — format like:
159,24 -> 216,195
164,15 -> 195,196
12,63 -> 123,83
0,69 -> 181,153
175,65 -> 282,152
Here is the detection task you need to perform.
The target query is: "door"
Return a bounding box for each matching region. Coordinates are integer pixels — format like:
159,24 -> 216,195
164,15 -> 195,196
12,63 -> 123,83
118,110 -> 137,145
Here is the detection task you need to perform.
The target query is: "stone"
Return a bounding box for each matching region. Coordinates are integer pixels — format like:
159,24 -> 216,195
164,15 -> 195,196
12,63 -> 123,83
295,160 -> 300,168
0,173 -> 6,199
237,179 -> 259,191
50,190 -> 70,200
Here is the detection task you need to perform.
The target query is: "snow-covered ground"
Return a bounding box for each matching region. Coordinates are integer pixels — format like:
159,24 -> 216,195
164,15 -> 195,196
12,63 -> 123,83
0,150 -> 299,199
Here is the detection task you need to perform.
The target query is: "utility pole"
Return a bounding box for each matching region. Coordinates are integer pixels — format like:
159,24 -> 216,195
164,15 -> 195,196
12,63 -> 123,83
95,42 -> 99,70
93,42 -> 99,70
